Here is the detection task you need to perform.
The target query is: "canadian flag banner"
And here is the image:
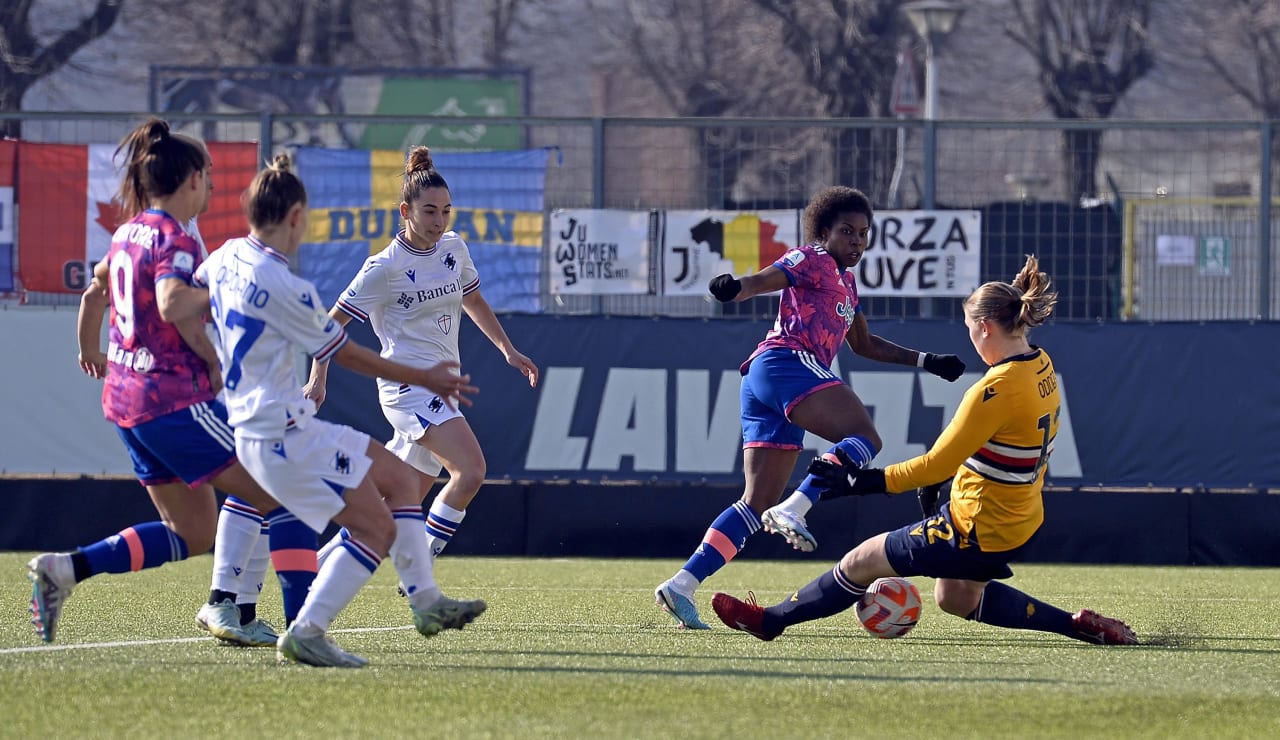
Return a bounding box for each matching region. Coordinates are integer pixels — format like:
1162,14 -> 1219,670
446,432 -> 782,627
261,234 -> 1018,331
15,140 -> 259,293
0,140 -> 15,292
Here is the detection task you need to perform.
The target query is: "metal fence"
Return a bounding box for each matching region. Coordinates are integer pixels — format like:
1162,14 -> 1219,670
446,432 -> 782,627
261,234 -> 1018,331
5,111 -> 1276,321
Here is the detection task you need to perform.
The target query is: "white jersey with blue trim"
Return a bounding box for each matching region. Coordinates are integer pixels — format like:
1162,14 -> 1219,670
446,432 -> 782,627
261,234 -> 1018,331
195,235 -> 349,439
335,230 -> 479,403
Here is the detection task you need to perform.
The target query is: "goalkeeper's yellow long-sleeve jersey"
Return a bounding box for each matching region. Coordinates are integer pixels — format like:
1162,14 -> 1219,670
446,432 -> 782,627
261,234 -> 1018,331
884,347 -> 1060,552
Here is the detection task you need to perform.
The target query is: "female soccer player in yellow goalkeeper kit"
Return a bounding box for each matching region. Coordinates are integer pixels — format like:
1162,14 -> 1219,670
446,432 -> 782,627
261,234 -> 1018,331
712,255 -> 1139,645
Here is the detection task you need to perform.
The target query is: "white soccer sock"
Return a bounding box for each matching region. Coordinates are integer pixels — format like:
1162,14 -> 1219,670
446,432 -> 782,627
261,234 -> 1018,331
391,507 -> 443,610
314,529 -> 347,570
669,569 -> 699,594
777,491 -> 815,517
236,521 -> 270,607
425,499 -> 466,557
292,538 -> 378,637
210,501 -> 262,595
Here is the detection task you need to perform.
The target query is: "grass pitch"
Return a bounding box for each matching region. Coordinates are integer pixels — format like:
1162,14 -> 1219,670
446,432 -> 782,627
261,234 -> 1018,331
1,553 -> 1277,738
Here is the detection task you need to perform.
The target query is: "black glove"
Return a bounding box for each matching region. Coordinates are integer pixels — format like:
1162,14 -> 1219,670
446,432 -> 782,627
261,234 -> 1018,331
806,449 -> 887,499
708,273 -> 742,302
916,478 -> 950,518
922,353 -> 965,382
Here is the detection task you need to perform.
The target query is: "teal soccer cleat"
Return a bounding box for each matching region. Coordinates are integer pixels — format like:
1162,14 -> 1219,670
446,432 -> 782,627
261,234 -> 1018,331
655,581 -> 710,630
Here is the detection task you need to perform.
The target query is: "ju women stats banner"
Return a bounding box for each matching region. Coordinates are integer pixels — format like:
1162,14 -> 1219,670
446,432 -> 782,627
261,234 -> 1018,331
295,146 -> 549,312
15,141 -> 259,293
548,209 -> 650,295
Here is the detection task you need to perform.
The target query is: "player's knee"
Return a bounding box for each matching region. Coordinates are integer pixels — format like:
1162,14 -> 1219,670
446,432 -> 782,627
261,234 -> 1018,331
175,526 -> 215,555
450,462 -> 485,495
934,581 -> 982,617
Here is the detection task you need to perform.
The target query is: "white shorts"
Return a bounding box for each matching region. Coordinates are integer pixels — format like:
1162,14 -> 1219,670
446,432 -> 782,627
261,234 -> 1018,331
236,419 -> 374,533
381,385 -> 460,477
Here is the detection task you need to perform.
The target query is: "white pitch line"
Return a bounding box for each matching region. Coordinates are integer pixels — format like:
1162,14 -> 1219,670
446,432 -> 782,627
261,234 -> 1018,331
0,623 -> 642,656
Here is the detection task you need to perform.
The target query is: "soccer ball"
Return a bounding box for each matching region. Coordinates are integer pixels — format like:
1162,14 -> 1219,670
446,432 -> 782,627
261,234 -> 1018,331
855,577 -> 922,639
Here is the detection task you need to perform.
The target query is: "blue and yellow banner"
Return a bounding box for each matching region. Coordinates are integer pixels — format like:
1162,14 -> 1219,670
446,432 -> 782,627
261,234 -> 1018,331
295,147 -> 548,312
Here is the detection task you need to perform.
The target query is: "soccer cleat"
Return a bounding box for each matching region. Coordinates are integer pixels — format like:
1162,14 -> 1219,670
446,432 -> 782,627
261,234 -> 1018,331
276,626 -> 368,668
712,591 -> 779,641
654,581 -> 710,630
412,595 -> 488,637
195,599 -> 253,645
1071,609 -> 1139,645
761,507 -> 818,552
238,618 -> 280,648
27,553 -> 76,643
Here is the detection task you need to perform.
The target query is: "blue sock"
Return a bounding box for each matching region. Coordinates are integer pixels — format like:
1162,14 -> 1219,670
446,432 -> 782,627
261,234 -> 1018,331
681,501 -> 761,583
80,522 -> 189,576
764,565 -> 866,633
967,581 -> 1074,636
264,508 -> 319,625
796,435 -> 878,504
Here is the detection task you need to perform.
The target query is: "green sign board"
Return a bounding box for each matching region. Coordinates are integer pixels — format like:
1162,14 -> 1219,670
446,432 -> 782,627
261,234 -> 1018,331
1199,236 -> 1230,276
359,77 -> 523,151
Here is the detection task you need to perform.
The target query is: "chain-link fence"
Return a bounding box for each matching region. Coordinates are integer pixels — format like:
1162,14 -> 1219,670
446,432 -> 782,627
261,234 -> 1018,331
4,112 -> 1275,321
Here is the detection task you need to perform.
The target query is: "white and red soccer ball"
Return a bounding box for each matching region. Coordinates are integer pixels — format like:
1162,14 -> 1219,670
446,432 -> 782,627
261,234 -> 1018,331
856,577 -> 922,639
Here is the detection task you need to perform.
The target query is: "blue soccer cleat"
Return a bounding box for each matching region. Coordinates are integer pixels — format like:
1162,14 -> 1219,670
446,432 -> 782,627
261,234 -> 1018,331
655,581 -> 710,630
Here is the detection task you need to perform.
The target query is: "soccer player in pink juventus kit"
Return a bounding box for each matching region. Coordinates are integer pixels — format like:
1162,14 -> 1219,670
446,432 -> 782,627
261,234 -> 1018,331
28,118 -> 316,646
655,186 -> 968,630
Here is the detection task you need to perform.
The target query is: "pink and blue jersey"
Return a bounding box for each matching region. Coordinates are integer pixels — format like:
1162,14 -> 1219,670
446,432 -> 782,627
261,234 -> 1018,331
102,208 -> 215,427
742,243 -> 860,373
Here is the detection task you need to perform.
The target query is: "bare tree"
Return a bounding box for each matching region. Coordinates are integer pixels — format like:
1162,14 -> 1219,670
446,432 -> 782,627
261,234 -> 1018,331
592,0 -> 805,206
749,0 -> 907,201
1006,0 -> 1155,200
0,0 -> 125,137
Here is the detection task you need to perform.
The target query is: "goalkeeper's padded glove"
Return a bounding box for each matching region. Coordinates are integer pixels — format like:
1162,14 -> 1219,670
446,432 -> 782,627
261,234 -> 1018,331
922,353 -> 966,382
917,479 -> 950,518
806,448 -> 887,499
708,273 -> 742,302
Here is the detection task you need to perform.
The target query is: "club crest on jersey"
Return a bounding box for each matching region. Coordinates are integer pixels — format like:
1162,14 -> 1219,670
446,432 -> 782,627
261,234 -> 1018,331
334,451 -> 351,475
405,268 -> 417,283
442,253 -> 457,271
835,297 -> 855,328
428,396 -> 444,413
437,314 -> 452,334
781,249 -> 805,268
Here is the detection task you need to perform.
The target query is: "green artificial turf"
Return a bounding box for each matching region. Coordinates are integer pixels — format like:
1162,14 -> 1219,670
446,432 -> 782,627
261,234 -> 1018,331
1,554 -> 1277,738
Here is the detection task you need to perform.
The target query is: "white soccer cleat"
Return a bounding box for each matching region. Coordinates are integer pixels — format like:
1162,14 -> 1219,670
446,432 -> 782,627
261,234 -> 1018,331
27,553 -> 76,643
761,507 -> 818,552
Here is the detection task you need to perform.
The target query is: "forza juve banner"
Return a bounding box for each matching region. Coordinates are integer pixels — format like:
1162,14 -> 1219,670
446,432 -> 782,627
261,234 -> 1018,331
858,210 -> 982,297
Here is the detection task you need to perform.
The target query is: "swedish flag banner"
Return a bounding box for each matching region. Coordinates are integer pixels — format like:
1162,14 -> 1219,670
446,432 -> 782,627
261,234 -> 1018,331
295,147 -> 549,313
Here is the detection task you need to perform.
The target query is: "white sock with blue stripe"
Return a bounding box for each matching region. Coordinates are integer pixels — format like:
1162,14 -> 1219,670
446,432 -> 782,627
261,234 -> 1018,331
425,500 -> 466,557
